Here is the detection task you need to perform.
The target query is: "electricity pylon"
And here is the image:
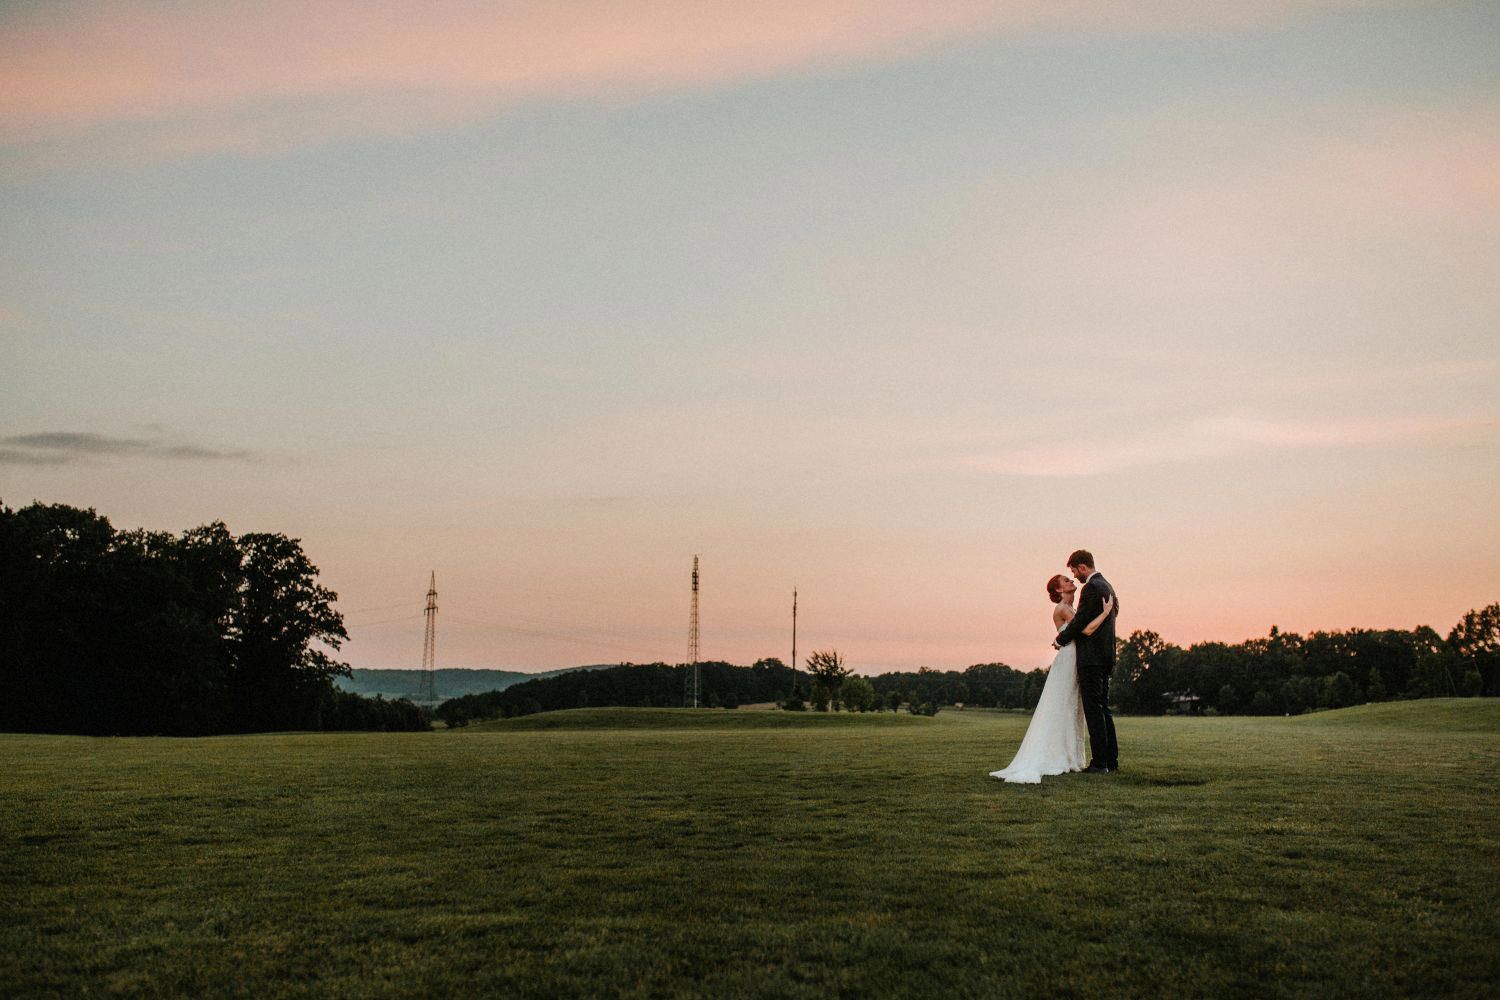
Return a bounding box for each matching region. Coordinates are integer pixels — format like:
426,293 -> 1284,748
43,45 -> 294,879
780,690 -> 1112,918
419,571 -> 437,703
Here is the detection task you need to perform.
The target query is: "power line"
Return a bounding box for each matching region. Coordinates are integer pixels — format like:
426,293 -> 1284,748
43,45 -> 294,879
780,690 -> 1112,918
474,583 -> 682,621
344,563 -> 840,671
350,613 -> 426,628
444,613 -> 659,651
444,605 -> 682,640
444,613 -> 663,659
340,600 -> 423,617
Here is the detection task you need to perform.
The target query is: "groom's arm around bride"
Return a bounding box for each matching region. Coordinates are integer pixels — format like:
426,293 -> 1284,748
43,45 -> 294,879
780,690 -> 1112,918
1055,572 -> 1115,655
1053,549 -> 1120,772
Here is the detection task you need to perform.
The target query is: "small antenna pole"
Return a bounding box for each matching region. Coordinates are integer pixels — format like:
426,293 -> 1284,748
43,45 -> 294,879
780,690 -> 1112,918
790,587 -> 799,701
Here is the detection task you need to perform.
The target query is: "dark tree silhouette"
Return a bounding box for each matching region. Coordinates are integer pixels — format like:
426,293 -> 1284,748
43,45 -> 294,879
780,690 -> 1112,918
0,501 -> 423,735
804,649 -> 849,711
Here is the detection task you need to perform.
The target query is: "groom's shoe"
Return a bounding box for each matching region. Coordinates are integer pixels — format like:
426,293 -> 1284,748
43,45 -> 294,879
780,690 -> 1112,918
1082,765 -> 1110,774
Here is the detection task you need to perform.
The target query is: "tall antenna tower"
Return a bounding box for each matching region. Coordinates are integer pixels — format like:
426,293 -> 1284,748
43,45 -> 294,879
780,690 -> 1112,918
419,571 -> 437,703
791,587 -> 798,696
686,555 -> 700,708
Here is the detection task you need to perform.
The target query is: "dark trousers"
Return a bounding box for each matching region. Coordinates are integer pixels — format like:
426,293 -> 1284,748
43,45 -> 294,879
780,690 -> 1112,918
1079,665 -> 1118,768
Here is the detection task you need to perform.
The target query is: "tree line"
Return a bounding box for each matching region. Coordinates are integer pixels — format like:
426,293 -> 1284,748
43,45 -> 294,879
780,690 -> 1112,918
0,502 -> 427,735
1111,609 -> 1498,715
8,500 -> 1491,732
864,612 -> 1498,716
435,651 -> 1043,723
436,607 -> 1498,723
436,659 -> 804,724
795,613 -> 1498,716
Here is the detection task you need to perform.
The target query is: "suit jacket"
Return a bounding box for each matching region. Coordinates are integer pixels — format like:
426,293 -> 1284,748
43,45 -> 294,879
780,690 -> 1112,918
1055,571 -> 1118,670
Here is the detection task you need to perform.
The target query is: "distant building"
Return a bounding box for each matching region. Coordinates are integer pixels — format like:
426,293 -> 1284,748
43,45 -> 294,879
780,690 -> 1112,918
1164,690 -> 1201,714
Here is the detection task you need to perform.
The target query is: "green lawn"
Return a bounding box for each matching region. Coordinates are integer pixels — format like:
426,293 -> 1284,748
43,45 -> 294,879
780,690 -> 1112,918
3,700 -> 1497,998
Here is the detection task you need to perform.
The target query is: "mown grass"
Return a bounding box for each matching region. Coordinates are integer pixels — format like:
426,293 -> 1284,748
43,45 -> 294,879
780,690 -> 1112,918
2,700 -> 1497,999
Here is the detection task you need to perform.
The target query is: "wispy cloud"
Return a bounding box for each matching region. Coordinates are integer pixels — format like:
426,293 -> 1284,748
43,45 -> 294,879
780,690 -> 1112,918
0,0 -> 1385,168
1269,359 -> 1500,395
1196,414 -> 1489,450
0,448 -> 73,467
0,431 -> 258,466
947,104 -> 1500,315
958,413 -> 1496,477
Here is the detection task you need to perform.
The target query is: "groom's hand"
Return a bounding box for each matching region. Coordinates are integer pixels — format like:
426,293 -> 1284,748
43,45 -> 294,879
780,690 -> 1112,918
1052,641 -> 1061,650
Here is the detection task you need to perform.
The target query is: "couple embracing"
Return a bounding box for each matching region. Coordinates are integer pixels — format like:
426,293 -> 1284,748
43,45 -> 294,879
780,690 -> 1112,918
991,549 -> 1120,784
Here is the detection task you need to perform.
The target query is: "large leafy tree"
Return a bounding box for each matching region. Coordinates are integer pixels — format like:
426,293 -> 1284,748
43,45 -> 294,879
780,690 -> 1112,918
229,532 -> 350,732
1112,630 -> 1174,714
0,503 -> 120,732
1449,603 -> 1500,696
804,649 -> 849,711
840,674 -> 876,712
0,502 -> 363,735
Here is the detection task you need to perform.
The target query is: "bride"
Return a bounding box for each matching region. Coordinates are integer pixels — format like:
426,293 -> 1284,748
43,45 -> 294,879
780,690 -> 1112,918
990,573 -> 1114,784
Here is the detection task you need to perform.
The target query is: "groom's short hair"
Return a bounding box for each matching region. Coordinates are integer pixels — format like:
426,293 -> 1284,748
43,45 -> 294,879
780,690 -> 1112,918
1067,549 -> 1094,569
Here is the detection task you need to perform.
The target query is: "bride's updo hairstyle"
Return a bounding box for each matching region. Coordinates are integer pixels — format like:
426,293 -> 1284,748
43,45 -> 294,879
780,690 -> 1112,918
1046,574 -> 1067,604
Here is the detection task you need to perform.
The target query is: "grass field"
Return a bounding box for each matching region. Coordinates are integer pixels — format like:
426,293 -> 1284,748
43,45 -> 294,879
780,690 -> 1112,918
3,700 -> 1497,999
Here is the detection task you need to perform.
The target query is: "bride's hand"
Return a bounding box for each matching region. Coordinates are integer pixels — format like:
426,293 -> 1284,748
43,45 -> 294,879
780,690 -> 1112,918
1102,595 -> 1114,614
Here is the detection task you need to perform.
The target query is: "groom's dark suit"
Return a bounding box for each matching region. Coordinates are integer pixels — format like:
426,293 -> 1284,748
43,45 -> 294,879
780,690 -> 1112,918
1054,571 -> 1119,770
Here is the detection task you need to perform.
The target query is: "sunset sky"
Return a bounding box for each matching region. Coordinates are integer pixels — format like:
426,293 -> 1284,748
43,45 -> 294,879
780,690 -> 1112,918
3,1 -> 1497,673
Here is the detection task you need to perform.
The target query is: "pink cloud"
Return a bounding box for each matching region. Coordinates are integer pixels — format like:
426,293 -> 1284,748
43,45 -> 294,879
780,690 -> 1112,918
961,412 -> 1496,477
1196,414 -> 1493,449
1120,109 -> 1500,247
907,102 -> 1500,326
0,0 -> 1387,163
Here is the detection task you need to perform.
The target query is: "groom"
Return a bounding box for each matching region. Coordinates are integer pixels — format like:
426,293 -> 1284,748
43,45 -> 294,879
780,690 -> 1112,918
1053,549 -> 1119,773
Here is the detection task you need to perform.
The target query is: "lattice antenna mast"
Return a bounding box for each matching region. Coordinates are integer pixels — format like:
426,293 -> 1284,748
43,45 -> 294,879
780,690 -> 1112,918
419,571 -> 437,703
687,555 -> 701,708
790,587 -> 798,698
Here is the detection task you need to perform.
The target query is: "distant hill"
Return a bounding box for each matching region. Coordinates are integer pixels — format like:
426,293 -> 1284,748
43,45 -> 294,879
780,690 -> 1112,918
335,665 -> 609,702
1287,697 -> 1500,732
462,707 -> 931,731
435,660 -> 809,723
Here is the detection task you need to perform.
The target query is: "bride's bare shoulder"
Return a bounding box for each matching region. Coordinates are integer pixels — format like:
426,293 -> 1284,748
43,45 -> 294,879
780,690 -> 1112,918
1053,604 -> 1074,628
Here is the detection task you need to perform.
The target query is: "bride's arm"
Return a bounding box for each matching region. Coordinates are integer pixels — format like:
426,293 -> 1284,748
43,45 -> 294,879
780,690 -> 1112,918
1050,605 -> 1074,645
1081,595 -> 1114,636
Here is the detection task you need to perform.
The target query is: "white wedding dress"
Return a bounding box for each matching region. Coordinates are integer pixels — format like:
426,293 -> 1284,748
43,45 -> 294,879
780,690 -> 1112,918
989,622 -> 1088,783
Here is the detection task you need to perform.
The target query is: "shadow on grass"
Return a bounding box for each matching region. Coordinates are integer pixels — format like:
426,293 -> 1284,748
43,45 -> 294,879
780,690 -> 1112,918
1116,772 -> 1211,787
